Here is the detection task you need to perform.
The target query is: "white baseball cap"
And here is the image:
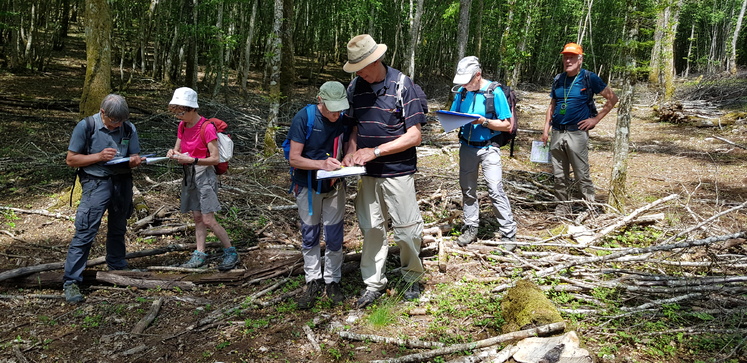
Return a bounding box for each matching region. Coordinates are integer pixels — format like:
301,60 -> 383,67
453,56 -> 481,85
169,87 -> 199,108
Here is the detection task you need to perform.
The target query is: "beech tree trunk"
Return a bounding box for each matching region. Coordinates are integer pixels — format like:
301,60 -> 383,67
406,0 -> 424,79
79,0 -> 112,116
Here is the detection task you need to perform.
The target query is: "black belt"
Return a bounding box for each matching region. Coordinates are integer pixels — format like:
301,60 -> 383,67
552,123 -> 579,132
79,170 -> 131,181
459,136 -> 491,147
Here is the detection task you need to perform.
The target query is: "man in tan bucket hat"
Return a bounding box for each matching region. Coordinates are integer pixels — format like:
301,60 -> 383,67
342,34 -> 428,308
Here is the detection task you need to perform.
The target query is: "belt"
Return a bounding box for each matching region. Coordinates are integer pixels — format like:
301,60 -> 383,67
459,136 -> 491,148
552,123 -> 579,132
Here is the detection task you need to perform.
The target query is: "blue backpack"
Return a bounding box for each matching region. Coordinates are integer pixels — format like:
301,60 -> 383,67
282,104 -> 320,216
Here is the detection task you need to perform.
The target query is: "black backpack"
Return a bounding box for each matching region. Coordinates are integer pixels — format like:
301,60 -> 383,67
458,81 -> 519,156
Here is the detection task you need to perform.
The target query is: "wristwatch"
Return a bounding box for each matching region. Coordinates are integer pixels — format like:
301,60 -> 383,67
192,157 -> 199,165
482,118 -> 491,128
373,147 -> 381,158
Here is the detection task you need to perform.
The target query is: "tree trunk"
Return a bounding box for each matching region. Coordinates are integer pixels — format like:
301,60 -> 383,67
683,22 -> 695,78
264,0 -> 283,157
456,0 -> 472,62
609,0 -> 638,212
241,0 -> 258,94
211,0 -> 225,98
406,0 -> 424,80
280,0 -> 295,100
185,0 -> 199,89
661,0 -> 682,101
79,0 -> 112,116
730,0 -> 747,75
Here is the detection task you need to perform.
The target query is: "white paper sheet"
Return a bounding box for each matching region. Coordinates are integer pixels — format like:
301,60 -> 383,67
316,166 -> 366,180
435,110 -> 480,133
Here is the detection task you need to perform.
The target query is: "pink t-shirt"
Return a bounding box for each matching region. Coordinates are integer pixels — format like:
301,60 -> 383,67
178,117 -> 218,158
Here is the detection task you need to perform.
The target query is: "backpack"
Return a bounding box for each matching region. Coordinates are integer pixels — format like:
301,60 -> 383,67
551,69 -> 598,117
282,104 -> 320,216
179,117 -> 233,175
69,116 -> 133,206
456,81 -> 519,157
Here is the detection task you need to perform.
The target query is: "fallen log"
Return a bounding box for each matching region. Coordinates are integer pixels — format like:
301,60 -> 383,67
367,322 -> 566,363
96,271 -> 195,290
338,331 -> 445,349
0,242 -> 215,282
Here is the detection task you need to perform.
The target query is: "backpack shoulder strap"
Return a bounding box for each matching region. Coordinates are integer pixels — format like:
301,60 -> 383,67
395,72 -> 406,109
304,104 -> 316,141
84,116 -> 95,155
551,73 -> 563,99
484,81 -> 501,119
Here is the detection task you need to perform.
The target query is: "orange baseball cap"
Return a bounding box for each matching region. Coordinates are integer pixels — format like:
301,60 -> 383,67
560,42 -> 584,55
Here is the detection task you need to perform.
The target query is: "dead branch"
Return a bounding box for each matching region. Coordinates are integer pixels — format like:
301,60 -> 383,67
0,294 -> 64,300
131,297 -> 165,334
0,206 -> 73,221
368,322 -> 566,363
620,293 -> 702,312
338,331 -> 445,349
589,194 -> 679,245
493,231 -> 747,293
132,205 -> 167,231
0,243 -> 204,282
303,324 -> 321,352
667,201 -> 747,243
139,224 -> 192,236
713,136 -> 747,150
96,272 -> 195,290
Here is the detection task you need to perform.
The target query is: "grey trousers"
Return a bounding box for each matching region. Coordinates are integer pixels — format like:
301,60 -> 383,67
459,145 -> 517,238
295,185 -> 345,284
549,129 -> 595,202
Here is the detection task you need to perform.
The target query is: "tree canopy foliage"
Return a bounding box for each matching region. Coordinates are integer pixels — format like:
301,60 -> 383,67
0,0 -> 745,94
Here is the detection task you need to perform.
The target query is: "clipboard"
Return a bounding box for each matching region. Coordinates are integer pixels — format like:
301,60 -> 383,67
317,166 -> 366,180
435,110 -> 480,133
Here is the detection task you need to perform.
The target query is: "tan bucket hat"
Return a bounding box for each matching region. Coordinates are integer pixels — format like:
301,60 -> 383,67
343,34 -> 387,73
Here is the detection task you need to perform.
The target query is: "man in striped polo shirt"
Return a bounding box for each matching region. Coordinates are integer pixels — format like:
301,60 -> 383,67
342,34 -> 427,309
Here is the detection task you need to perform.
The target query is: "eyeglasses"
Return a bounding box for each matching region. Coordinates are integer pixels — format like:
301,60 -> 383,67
102,113 -> 124,124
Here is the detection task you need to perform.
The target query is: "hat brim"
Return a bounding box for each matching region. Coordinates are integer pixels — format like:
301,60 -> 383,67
453,73 -> 473,85
343,45 -> 388,73
169,98 -> 199,109
560,50 -> 583,55
324,99 -> 349,112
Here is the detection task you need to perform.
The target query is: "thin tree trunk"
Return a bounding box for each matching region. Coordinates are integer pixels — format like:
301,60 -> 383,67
264,0 -> 283,157
79,0 -> 111,116
185,0 -> 198,89
730,0 -> 747,75
407,0 -> 424,80
456,0 -> 472,62
684,22 -> 695,78
280,0 -> 295,99
211,0 -> 225,98
241,0 -> 258,93
609,1 -> 638,212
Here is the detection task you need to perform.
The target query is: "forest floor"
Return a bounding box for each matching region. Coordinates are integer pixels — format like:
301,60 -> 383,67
1,35 -> 747,363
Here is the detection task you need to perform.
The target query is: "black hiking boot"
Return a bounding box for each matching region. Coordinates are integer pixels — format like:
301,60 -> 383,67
297,279 -> 324,310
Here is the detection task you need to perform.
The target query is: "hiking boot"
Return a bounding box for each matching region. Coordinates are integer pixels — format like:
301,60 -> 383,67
325,282 -> 345,304
403,282 -> 420,301
297,279 -> 324,310
354,289 -> 383,309
63,283 -> 84,303
457,225 -> 478,247
217,247 -> 239,271
502,235 -> 517,252
181,250 -> 208,268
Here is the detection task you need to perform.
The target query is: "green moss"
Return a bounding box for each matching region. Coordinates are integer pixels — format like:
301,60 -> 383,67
500,279 -> 564,333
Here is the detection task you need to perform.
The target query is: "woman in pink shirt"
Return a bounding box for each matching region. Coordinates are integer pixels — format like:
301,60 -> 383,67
166,87 -> 239,271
